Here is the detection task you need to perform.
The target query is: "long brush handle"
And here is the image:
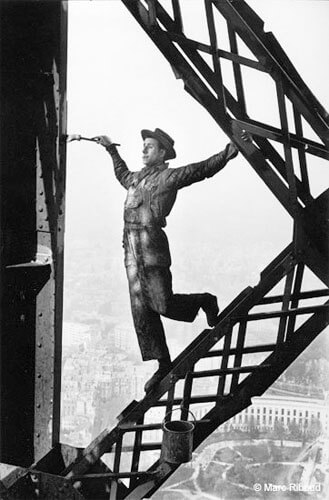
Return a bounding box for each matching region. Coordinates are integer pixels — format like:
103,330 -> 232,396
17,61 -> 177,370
66,134 -> 120,146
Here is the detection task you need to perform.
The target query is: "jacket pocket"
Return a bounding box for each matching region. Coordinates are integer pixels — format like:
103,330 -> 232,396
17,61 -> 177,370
125,187 -> 142,209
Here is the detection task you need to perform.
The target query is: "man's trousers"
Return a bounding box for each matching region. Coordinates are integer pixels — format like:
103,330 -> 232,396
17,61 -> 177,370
124,227 -> 206,361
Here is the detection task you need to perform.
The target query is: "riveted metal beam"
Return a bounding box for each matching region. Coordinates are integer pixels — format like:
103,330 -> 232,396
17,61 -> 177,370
0,0 -> 67,465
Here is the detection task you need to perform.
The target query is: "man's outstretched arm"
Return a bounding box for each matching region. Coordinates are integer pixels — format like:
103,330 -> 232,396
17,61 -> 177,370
165,129 -> 252,190
93,135 -> 134,190
165,141 -> 239,190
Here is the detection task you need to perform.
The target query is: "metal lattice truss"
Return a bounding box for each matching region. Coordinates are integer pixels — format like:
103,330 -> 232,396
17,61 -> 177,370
1,1 -> 328,498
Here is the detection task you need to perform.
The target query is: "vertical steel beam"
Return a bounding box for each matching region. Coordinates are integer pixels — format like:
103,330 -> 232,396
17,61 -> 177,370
34,0 -> 68,463
286,263 -> 304,339
231,321 -> 247,392
293,106 -> 311,198
146,0 -> 157,27
181,367 -> 194,420
276,268 -> 295,345
205,0 -> 226,111
227,24 -> 247,116
172,0 -> 183,33
129,416 -> 144,490
216,327 -> 232,396
0,0 -> 67,465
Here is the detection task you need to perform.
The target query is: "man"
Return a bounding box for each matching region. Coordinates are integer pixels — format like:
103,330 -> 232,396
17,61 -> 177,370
95,128 -> 246,392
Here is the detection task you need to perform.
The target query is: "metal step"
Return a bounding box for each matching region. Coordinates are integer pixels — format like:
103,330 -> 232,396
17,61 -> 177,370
152,395 -> 227,407
191,363 -> 271,378
202,343 -> 277,358
258,289 -> 329,305
236,304 -> 329,322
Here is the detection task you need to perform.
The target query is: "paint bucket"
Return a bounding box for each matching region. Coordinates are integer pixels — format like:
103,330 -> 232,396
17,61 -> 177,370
160,408 -> 196,464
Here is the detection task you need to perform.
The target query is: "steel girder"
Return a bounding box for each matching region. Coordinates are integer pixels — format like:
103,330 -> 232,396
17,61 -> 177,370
4,1 -> 328,498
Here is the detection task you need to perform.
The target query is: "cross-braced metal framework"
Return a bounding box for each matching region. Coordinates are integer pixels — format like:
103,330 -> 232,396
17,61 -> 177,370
1,1 -> 328,498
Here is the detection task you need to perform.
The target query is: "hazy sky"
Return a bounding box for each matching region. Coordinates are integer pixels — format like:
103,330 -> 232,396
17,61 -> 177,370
65,0 -> 329,298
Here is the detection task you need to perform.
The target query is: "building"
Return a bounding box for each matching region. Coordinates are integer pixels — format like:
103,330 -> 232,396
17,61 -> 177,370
190,390 -> 329,437
62,321 -> 91,347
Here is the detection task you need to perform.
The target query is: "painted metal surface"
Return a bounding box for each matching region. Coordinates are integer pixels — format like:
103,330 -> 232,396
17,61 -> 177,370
0,0 -> 67,465
160,408 -> 195,464
0,464 -> 85,499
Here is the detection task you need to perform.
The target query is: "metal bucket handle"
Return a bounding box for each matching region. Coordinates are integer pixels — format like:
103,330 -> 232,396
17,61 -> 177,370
162,407 -> 196,429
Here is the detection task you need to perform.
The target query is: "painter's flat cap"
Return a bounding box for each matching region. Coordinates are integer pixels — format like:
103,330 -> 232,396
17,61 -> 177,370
141,128 -> 176,160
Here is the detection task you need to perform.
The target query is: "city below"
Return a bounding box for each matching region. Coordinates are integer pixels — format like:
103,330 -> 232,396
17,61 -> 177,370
61,238 -> 329,498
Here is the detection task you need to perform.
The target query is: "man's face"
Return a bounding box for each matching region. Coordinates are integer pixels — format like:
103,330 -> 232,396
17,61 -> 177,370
142,138 -> 165,167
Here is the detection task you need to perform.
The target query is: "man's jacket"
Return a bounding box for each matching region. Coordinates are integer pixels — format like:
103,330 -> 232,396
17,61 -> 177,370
107,143 -> 238,230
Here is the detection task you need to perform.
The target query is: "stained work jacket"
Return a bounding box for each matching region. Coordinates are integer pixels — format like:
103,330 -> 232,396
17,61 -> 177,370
107,143 -> 238,268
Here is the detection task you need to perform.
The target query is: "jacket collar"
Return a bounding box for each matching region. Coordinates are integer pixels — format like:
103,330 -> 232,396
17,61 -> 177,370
139,162 -> 169,180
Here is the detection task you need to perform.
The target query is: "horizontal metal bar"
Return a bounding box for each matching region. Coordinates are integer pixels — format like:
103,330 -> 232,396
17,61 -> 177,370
258,289 -> 329,305
202,343 -> 277,358
70,471 -> 157,481
121,442 -> 162,452
233,118 -> 329,160
236,304 -> 329,322
153,395 -> 225,407
119,419 -> 211,433
119,423 -> 162,432
192,364 -> 271,378
6,262 -> 51,269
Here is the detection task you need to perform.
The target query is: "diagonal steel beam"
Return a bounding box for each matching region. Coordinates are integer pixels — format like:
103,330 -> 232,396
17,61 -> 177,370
212,0 -> 329,147
133,300 -> 329,499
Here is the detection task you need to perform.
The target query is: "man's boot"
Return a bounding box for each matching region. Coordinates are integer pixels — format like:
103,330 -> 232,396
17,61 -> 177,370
201,293 -> 220,327
144,356 -> 172,393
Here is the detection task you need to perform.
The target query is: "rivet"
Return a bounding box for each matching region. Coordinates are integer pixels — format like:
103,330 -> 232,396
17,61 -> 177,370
39,207 -> 44,212
36,432 -> 40,437
36,403 -> 41,408
37,373 -> 41,378
37,342 -> 42,348
39,191 -> 44,196
38,312 -> 43,317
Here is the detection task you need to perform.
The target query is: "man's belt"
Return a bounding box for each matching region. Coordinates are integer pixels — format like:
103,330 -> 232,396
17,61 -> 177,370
124,222 -> 164,230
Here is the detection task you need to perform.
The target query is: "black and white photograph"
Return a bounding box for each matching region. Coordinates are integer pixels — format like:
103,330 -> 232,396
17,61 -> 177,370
0,0 -> 329,498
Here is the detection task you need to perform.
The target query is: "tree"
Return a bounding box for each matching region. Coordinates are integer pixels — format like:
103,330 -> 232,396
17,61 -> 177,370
273,420 -> 285,447
288,420 -> 302,440
246,415 -> 260,439
306,418 -> 322,440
